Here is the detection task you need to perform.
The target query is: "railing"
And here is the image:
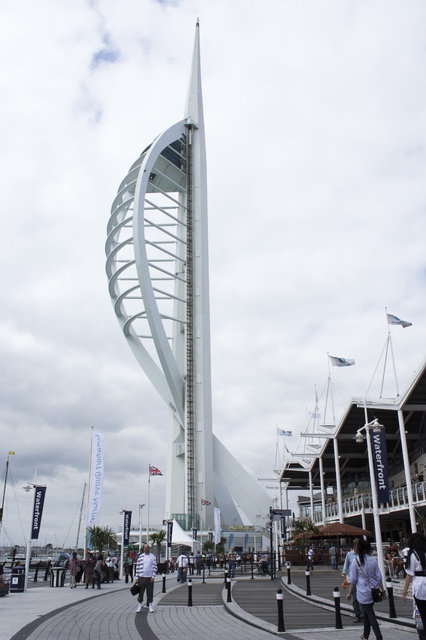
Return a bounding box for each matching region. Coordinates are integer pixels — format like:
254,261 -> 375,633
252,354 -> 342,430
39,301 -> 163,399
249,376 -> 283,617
311,480 -> 426,525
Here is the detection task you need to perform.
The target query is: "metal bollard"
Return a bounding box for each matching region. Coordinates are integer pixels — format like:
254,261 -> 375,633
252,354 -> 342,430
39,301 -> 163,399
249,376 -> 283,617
386,579 -> 397,618
187,579 -> 193,607
251,557 -> 254,580
162,575 -> 166,593
276,589 -> 285,632
305,570 -> 311,596
224,568 -> 228,584
333,587 -> 343,630
202,563 -> 206,584
286,562 -> 291,585
226,577 -> 232,602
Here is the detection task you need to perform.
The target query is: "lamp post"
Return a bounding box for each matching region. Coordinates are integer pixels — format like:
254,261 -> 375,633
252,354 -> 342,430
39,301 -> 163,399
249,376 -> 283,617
355,418 -> 386,582
22,480 -> 47,592
138,503 -> 145,552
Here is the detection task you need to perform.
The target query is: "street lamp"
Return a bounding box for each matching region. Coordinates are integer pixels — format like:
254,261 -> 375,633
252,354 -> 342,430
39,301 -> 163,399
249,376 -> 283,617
22,481 -> 47,592
355,418 -> 386,582
138,503 -> 145,552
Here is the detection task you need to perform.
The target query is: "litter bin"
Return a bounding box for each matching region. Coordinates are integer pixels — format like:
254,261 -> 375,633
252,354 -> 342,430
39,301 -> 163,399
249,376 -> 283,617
50,566 -> 67,587
10,566 -> 25,592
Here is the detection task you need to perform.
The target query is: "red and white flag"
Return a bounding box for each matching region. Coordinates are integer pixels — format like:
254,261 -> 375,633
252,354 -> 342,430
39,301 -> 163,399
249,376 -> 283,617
201,498 -> 211,505
149,465 -> 163,476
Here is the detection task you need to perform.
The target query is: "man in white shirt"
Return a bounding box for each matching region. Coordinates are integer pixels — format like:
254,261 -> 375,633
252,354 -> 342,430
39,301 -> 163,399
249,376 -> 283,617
176,553 -> 188,583
135,544 -> 157,613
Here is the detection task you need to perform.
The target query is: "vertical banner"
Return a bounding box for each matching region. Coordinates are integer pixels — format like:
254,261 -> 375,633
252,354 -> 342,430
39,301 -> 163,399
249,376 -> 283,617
370,428 -> 390,504
192,527 -> 198,541
167,520 -> 173,548
31,486 -> 47,540
244,533 -> 249,550
87,432 -> 104,526
214,507 -> 221,544
123,510 -> 132,546
228,533 -> 234,551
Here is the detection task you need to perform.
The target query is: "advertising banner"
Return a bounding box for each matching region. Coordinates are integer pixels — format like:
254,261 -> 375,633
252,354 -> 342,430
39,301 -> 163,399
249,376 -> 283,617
214,507 -> 221,544
167,520 -> 173,548
31,486 -> 47,540
123,510 -> 132,546
370,428 -> 390,504
87,432 -> 104,527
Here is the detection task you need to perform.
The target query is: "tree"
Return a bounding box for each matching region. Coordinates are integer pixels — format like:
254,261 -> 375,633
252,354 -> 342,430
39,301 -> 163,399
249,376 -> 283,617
88,526 -> 118,553
215,536 -> 227,555
292,518 -> 319,549
203,539 -> 214,553
150,530 -> 166,561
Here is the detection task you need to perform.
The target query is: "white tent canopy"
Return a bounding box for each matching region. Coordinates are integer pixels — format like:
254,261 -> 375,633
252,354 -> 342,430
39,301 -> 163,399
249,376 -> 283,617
171,519 -> 195,548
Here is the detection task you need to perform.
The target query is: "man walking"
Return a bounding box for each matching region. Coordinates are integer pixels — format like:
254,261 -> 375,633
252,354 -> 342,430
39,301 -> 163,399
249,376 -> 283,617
135,544 -> 157,613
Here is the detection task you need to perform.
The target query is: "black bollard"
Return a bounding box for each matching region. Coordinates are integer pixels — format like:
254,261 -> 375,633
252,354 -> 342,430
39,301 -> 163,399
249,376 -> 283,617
187,579 -> 193,607
224,568 -> 228,584
162,575 -> 166,593
44,560 -> 51,581
250,556 -> 254,580
286,563 -> 291,585
333,587 -> 343,630
305,570 -> 311,596
386,579 -> 397,618
226,577 -> 232,603
202,563 -> 206,584
276,589 -> 285,632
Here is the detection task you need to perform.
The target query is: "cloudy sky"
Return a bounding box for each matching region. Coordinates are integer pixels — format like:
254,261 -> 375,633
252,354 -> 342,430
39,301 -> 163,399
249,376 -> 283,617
0,0 -> 425,549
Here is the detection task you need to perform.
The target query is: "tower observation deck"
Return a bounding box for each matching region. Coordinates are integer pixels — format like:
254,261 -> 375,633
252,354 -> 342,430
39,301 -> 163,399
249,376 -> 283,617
105,22 -> 270,532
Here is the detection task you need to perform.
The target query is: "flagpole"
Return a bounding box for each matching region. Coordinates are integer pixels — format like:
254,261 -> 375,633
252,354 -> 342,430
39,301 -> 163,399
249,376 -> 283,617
84,427 -> 94,560
147,467 -> 150,545
384,307 -> 400,396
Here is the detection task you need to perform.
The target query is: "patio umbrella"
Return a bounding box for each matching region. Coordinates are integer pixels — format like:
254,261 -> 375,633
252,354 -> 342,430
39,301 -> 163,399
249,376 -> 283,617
317,522 -> 372,537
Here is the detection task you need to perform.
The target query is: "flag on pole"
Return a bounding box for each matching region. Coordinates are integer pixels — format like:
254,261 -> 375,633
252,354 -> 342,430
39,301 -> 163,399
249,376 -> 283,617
8,451 -> 15,455
387,313 -> 412,328
277,428 -> 292,437
149,465 -> 163,476
201,498 -> 211,505
329,355 -> 355,367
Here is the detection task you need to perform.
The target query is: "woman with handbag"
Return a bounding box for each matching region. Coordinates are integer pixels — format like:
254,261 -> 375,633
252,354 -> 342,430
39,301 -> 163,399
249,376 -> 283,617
346,539 -> 384,640
402,532 -> 426,635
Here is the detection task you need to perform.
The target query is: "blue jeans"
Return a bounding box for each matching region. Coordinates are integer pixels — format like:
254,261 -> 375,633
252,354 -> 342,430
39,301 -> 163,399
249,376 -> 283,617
177,567 -> 187,583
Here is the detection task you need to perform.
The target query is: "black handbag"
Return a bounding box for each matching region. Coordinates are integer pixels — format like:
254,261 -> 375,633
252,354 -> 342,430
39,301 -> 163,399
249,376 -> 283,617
130,583 -> 140,596
371,587 -> 385,602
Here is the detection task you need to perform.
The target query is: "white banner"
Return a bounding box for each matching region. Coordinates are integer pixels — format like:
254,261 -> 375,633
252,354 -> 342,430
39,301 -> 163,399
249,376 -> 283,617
87,432 -> 104,527
214,507 -> 221,544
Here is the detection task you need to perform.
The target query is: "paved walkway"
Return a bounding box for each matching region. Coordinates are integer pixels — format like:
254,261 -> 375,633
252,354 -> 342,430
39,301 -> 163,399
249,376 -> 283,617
0,570 -> 420,640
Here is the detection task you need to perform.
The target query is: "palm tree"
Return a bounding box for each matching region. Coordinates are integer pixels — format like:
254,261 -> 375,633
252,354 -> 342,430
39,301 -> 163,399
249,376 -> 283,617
292,518 -> 319,549
149,530 -> 166,561
88,526 -> 118,553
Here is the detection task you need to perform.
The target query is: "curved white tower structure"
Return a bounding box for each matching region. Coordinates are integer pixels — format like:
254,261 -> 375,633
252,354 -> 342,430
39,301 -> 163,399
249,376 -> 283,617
106,23 -> 270,531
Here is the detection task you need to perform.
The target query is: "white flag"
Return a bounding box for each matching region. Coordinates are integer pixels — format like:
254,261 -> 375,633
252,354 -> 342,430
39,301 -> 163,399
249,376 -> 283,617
214,507 -> 221,544
387,313 -> 412,329
87,432 -> 104,527
277,428 -> 292,437
329,355 -> 355,367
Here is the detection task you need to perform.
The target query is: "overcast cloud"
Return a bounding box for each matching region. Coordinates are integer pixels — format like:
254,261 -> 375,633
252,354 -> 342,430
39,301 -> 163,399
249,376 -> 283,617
0,0 -> 425,548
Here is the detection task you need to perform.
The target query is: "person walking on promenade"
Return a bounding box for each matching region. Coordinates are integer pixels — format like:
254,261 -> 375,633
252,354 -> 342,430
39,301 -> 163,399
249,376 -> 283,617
69,552 -> 82,589
177,552 -> 188,582
329,545 -> 338,570
402,532 -> 426,633
84,553 -> 96,589
135,544 -> 157,613
346,539 -> 384,640
306,546 -> 314,572
342,538 -> 364,624
94,554 -> 106,589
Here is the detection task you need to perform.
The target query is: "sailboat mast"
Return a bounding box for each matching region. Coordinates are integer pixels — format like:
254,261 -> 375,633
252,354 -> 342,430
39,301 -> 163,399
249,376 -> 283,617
75,482 -> 87,551
0,453 -> 14,523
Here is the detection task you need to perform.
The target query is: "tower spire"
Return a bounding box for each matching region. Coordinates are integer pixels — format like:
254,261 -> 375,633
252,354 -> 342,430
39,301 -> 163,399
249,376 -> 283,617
185,19 -> 204,130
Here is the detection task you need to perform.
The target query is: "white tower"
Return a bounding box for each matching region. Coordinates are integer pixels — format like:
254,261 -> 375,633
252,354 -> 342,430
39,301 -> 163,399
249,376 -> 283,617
106,23 -> 270,531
